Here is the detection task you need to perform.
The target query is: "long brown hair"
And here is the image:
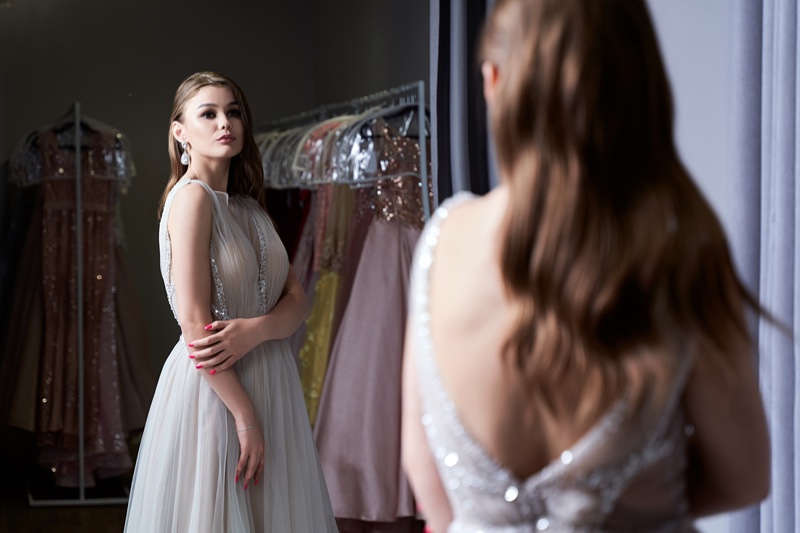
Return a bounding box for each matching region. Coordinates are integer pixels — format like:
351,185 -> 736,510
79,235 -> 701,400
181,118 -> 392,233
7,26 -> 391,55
481,0 -> 758,423
158,72 -> 265,219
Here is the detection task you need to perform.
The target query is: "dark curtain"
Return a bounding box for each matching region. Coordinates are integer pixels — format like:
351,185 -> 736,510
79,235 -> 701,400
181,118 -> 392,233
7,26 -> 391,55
430,0 -> 497,204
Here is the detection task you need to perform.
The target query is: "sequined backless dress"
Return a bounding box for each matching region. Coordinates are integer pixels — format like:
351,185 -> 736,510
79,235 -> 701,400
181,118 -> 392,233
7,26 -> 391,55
124,180 -> 337,532
408,193 -> 699,533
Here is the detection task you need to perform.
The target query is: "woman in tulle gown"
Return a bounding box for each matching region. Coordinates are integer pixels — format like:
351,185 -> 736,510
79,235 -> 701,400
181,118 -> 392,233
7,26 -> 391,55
124,72 -> 337,532
402,1 -> 770,532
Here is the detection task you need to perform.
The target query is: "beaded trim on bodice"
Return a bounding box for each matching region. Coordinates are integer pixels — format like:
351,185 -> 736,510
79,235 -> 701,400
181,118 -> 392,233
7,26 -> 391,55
209,246 -> 230,321
248,210 -> 269,317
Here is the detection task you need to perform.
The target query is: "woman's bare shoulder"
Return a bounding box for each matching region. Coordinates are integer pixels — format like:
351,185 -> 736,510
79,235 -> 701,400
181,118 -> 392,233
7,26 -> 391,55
438,186 -> 508,243
167,181 -> 214,234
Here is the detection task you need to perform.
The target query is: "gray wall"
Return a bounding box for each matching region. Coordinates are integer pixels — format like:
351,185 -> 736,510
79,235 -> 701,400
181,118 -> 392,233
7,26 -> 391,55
0,0 -> 428,372
646,1 -> 734,532
647,0 -> 736,234
313,0 -> 429,103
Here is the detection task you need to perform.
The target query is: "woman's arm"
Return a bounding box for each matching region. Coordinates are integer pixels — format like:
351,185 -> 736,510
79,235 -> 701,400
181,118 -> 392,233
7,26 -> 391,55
168,184 -> 264,486
683,339 -> 770,516
188,266 -> 309,370
262,267 -> 310,337
401,323 -> 453,533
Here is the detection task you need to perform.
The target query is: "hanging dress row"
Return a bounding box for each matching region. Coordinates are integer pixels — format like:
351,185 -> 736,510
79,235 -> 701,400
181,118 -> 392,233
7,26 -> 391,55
256,82 -> 432,533
0,110 -> 156,488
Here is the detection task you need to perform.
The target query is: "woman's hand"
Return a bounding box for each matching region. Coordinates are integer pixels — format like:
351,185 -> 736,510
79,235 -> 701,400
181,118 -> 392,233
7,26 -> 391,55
187,319 -> 262,372
235,420 -> 265,489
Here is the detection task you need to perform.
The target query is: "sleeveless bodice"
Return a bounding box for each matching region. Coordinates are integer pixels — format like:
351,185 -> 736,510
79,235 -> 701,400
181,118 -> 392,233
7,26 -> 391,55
159,179 -> 289,325
408,193 -> 698,533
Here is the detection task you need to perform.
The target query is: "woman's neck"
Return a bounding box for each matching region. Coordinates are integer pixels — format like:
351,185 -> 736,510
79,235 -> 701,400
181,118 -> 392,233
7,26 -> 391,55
188,156 -> 231,192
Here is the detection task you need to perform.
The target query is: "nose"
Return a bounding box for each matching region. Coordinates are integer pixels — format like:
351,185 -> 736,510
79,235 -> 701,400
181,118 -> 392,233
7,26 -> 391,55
219,116 -> 231,130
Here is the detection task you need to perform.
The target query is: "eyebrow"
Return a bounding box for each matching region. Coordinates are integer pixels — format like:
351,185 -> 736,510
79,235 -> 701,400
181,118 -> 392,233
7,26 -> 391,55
196,101 -> 240,110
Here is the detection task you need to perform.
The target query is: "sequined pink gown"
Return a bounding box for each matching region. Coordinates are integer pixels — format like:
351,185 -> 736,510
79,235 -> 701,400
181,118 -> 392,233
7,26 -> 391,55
3,125 -> 154,487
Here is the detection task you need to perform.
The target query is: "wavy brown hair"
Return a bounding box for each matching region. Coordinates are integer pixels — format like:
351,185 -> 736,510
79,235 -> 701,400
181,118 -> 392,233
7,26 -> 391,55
158,72 -> 265,219
481,0 -> 759,423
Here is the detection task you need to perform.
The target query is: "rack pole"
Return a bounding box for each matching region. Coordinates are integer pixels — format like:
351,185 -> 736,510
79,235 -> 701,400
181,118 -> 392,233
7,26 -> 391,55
417,81 -> 431,220
74,102 -> 86,501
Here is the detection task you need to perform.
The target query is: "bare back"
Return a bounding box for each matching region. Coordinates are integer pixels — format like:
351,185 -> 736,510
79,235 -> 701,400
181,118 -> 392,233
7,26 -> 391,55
427,186 -> 620,478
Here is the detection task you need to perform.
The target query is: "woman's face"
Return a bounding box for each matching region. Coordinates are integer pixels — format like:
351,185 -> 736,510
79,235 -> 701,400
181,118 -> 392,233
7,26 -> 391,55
178,85 -> 245,161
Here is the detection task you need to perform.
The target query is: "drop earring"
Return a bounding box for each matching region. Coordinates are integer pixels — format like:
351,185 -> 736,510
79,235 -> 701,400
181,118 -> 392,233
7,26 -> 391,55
180,141 -> 190,165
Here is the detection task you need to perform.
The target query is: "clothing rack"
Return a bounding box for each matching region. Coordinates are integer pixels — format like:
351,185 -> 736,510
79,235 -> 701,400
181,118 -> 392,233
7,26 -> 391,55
262,80 -> 423,128
21,102 -> 129,507
259,80 -> 431,220
260,83 -> 433,528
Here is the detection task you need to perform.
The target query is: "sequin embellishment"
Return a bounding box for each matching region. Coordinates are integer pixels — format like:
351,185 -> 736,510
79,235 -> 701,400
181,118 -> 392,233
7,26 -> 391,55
210,245 -> 230,320
164,236 -> 178,321
248,211 -> 268,316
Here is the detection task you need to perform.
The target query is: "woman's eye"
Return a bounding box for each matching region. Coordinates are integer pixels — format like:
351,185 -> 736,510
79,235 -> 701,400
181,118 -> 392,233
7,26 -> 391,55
201,111 -> 216,119
227,109 -> 242,118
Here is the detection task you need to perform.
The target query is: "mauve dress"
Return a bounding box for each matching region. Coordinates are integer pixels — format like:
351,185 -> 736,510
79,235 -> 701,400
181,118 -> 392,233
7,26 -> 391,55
314,174 -> 429,532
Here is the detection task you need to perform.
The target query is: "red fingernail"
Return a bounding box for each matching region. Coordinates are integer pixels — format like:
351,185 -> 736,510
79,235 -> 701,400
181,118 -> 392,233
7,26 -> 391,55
255,478 -> 259,485
244,484 -> 248,490
235,475 -> 238,483
187,343 -> 194,347
189,354 -> 195,359
209,369 -> 217,375
204,324 -> 213,331
195,364 -> 203,369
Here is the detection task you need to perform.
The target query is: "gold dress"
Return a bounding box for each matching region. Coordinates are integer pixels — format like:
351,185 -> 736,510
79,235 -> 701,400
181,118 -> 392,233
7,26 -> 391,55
298,183 -> 356,425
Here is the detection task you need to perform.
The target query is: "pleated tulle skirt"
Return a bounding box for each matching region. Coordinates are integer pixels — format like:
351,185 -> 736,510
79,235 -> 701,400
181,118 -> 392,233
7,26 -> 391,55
124,337 -> 337,532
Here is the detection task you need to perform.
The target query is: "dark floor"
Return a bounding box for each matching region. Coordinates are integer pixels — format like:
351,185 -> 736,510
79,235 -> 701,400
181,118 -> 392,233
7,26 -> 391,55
0,429 -> 426,533
0,428 -> 128,533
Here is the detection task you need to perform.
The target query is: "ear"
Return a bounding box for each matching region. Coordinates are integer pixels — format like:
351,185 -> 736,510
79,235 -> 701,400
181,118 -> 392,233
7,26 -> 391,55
172,121 -> 187,144
482,61 -> 499,108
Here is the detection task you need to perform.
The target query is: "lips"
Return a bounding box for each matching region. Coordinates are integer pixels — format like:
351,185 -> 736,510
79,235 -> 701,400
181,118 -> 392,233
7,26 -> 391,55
217,134 -> 236,142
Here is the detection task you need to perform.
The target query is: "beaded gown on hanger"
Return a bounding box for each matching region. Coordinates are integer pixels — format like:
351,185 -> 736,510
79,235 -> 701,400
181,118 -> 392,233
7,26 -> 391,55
407,194 -> 699,533
125,179 -> 337,532
2,122 -> 154,488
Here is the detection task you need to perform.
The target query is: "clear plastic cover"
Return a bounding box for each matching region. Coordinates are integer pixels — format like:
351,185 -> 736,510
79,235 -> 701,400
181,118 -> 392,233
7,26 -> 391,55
332,104 -> 429,186
10,111 -> 136,189
257,82 -> 428,190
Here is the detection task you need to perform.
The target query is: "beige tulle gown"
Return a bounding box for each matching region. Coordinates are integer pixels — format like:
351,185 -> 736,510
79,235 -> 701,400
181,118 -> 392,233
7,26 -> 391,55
124,179 -> 337,532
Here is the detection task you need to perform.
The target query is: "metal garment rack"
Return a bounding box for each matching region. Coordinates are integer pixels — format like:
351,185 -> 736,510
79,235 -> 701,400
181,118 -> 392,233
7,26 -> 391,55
417,81 -> 431,220
260,80 -> 432,220
27,102 -> 129,507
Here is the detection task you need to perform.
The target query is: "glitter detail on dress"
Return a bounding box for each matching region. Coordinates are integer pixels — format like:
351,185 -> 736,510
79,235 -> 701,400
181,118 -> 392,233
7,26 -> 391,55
209,246 -> 230,321
248,211 -> 268,316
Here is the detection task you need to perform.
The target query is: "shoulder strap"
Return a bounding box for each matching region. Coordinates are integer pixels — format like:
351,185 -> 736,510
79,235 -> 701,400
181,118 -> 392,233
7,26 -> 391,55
409,191 -> 477,355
